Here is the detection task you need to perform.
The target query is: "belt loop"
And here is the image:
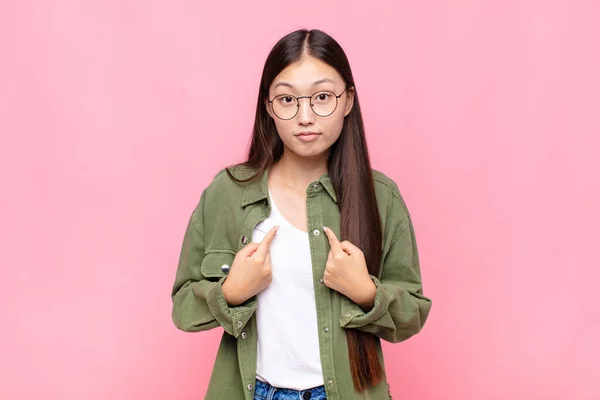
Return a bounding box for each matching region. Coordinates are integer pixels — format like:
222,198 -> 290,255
267,384 -> 277,400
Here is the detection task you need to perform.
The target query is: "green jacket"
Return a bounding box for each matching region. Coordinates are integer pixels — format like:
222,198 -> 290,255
171,165 -> 432,400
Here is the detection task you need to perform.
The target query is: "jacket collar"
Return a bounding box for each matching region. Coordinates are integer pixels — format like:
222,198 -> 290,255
240,166 -> 338,207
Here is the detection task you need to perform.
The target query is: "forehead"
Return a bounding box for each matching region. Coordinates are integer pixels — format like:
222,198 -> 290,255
271,57 -> 344,91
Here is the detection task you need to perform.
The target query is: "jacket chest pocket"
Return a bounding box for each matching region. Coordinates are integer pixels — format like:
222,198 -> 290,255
200,251 -> 237,279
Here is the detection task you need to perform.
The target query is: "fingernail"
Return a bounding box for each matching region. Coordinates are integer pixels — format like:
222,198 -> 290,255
323,226 -> 328,232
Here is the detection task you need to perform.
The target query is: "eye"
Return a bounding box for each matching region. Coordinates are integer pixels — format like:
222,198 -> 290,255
313,92 -> 333,103
275,95 -> 297,106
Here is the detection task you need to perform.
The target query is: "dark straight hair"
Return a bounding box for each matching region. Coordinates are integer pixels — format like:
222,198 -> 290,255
227,29 -> 383,392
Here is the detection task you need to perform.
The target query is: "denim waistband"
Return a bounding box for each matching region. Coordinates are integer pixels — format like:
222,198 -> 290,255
254,379 -> 327,400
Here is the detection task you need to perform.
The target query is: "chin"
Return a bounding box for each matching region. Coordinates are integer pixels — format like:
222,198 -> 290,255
289,145 -> 330,159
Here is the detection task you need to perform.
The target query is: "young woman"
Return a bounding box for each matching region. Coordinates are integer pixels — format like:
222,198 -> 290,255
171,29 -> 432,400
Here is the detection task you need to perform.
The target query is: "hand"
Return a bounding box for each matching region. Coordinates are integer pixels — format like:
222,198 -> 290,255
222,225 -> 279,306
322,226 -> 377,310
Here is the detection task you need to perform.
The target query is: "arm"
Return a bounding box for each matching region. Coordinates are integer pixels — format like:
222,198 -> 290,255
339,199 -> 432,343
171,191 -> 257,338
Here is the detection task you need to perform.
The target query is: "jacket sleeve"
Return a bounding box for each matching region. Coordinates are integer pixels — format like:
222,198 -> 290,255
338,196 -> 432,343
171,190 -> 257,338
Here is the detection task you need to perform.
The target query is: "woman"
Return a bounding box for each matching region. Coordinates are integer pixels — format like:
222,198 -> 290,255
171,28 -> 432,400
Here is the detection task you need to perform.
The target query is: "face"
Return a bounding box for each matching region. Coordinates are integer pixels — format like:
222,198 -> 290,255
265,56 -> 355,159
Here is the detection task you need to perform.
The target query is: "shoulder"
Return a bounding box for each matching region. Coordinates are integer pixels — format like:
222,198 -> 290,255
192,164 -> 258,222
202,163 -> 261,200
208,164 -> 257,189
372,169 -> 410,209
371,169 -> 411,225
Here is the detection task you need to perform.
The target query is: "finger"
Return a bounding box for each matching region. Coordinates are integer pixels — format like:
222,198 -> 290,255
340,240 -> 361,256
255,225 -> 279,256
323,226 -> 343,255
238,242 -> 260,258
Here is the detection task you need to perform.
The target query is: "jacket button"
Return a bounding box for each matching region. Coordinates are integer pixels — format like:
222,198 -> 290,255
319,278 -> 324,284
327,379 -> 334,387
313,229 -> 320,236
324,327 -> 329,333
221,264 -> 230,273
247,383 -> 253,391
241,332 -> 247,339
237,321 -> 243,328
241,235 -> 249,244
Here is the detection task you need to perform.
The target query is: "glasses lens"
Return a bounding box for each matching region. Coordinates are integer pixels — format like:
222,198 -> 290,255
272,95 -> 298,120
311,91 -> 337,116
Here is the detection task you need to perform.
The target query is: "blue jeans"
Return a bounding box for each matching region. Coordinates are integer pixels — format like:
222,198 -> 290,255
254,379 -> 327,400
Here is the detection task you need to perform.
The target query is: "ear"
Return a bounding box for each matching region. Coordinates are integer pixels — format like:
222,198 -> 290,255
265,99 -> 275,120
343,86 -> 355,117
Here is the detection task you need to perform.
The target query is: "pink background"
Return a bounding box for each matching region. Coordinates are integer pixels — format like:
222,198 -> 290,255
1,1 -> 599,399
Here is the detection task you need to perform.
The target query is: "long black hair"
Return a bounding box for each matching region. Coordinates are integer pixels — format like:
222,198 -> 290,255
227,29 -> 384,392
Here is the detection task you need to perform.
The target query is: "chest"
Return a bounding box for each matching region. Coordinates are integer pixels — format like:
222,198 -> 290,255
252,197 -> 314,283
268,187 -> 308,232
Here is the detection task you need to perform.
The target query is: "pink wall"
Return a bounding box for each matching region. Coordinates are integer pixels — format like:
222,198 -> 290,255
1,1 -> 598,399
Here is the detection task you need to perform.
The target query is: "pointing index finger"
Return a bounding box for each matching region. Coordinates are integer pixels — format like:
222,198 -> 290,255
255,225 -> 279,256
323,226 -> 343,255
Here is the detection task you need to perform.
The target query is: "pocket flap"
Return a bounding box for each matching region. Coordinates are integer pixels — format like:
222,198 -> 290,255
200,251 -> 236,278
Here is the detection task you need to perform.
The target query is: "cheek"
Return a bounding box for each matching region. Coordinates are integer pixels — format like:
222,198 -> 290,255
322,117 -> 345,141
273,120 -> 293,140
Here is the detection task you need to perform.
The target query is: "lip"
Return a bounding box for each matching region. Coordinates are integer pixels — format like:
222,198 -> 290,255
295,131 -> 320,143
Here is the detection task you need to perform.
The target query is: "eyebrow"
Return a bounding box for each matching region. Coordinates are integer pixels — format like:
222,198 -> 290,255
273,78 -> 336,90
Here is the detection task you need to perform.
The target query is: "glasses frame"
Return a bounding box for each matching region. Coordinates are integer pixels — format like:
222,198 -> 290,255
267,87 -> 349,120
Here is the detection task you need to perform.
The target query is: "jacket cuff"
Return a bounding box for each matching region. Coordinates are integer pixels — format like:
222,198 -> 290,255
339,275 -> 390,328
206,276 -> 258,337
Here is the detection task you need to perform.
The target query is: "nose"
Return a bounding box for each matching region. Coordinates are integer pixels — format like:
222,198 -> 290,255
297,97 -> 315,125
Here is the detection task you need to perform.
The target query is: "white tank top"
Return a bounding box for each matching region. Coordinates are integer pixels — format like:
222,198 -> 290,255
252,189 -> 324,390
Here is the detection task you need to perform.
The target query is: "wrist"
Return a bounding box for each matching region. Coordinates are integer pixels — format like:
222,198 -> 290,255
354,279 -> 377,311
222,279 -> 243,306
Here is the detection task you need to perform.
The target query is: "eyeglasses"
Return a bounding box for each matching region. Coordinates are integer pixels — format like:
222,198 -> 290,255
268,88 -> 349,120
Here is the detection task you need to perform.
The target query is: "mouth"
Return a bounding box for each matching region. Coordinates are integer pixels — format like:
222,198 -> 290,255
295,131 -> 321,143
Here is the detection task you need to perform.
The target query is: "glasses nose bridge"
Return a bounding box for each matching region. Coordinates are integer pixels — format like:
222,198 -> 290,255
295,95 -> 315,118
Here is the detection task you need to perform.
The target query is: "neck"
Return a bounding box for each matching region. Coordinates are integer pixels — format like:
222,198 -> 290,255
270,148 -> 328,191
